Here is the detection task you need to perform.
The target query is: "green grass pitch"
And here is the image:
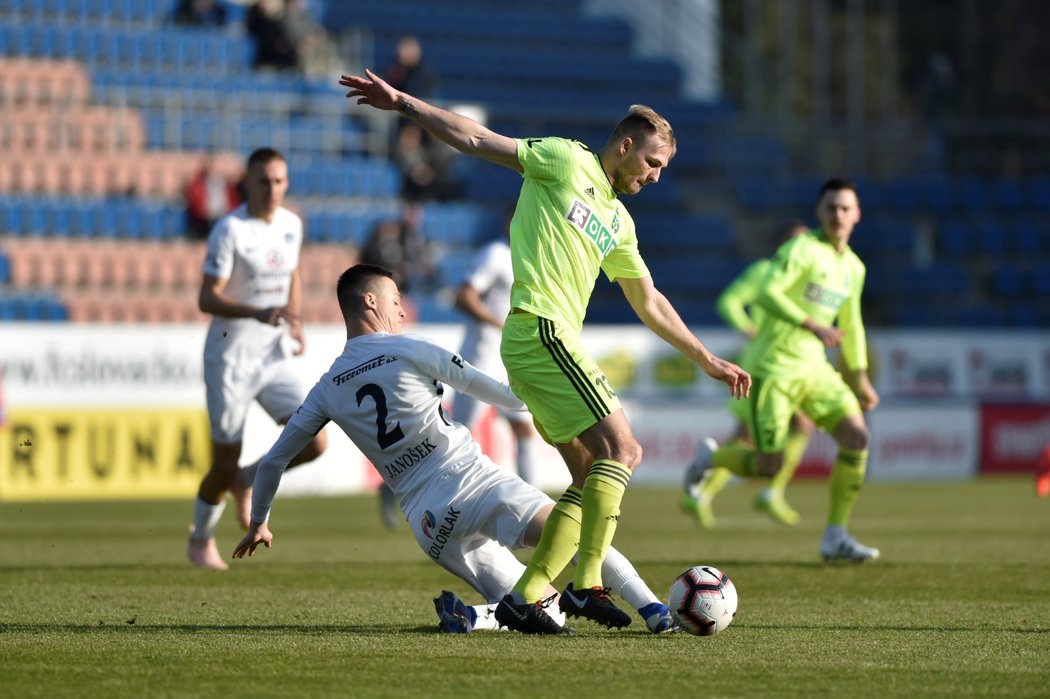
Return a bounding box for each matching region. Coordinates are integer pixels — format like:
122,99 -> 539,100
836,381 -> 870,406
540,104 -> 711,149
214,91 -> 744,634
2,477 -> 1048,698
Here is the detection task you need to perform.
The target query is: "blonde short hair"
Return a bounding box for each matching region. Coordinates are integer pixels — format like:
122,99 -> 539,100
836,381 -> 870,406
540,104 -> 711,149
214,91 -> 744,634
608,104 -> 676,158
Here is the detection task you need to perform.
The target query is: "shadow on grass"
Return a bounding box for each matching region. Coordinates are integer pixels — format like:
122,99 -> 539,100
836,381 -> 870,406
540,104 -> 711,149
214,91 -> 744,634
2,621 -> 1047,636
0,622 -> 429,635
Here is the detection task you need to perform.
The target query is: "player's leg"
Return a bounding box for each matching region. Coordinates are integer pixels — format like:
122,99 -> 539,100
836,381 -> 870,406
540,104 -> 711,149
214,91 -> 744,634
707,376 -> 794,481
681,398 -> 750,528
189,360 -> 248,569
755,411 -> 814,525
466,469 -> 672,634
189,438 -> 239,570
437,466 -> 570,635
807,370 -> 877,562
500,312 -> 633,628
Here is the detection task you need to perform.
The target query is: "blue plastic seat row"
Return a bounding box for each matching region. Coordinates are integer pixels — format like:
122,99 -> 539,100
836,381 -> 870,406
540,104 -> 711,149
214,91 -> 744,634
0,293 -> 69,322
0,197 -> 185,239
0,23 -> 253,73
939,218 -> 1049,258
303,204 -> 400,245
332,4 -> 631,50
1,0 -> 170,25
291,159 -> 400,199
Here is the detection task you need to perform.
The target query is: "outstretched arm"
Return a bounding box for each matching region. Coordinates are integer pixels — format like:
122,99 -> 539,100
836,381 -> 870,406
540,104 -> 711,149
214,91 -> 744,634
231,422 -> 313,560
618,275 -> 751,399
340,69 -> 522,172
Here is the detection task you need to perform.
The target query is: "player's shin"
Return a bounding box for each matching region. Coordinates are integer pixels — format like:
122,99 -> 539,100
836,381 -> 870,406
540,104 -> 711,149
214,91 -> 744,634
770,429 -> 810,493
827,448 -> 868,526
712,444 -> 758,477
515,486 -> 583,602
574,460 -> 631,590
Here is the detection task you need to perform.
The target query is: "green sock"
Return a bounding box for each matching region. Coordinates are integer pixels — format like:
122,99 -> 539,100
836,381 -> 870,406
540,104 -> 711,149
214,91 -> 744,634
828,448 -> 868,527
574,460 -> 631,590
699,467 -> 734,499
770,429 -> 810,494
712,444 -> 757,477
516,486 -> 583,602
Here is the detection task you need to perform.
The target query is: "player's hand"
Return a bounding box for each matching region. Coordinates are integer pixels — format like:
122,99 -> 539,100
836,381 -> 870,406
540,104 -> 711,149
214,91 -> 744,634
256,306 -> 299,327
854,376 -> 880,411
232,521 -> 272,559
339,69 -> 400,111
703,356 -> 751,399
804,321 -> 843,348
288,320 -> 306,356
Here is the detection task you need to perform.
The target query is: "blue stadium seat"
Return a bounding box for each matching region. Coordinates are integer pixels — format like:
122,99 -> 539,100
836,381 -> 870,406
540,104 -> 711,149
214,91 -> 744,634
971,219 -> 1006,257
993,177 -> 1025,212
955,176 -> 991,213
988,265 -> 1025,299
0,254 -> 10,284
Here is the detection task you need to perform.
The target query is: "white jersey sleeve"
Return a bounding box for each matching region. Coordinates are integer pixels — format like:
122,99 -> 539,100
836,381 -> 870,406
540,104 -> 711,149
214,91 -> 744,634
282,333 -> 521,510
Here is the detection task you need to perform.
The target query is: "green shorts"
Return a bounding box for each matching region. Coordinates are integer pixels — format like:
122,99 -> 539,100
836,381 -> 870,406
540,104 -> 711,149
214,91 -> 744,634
746,362 -> 861,453
500,311 -> 620,444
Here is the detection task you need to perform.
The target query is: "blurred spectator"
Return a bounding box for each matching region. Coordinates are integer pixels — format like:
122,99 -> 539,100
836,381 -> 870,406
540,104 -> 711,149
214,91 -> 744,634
384,35 -> 437,98
185,156 -> 241,240
245,0 -> 301,72
358,203 -> 435,294
245,0 -> 333,75
394,121 -> 463,202
919,52 -> 956,173
172,0 -> 227,27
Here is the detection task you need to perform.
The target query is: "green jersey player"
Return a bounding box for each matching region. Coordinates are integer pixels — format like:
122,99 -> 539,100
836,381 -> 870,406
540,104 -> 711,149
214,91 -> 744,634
689,179 -> 881,562
340,68 -> 751,634
681,222 -> 815,529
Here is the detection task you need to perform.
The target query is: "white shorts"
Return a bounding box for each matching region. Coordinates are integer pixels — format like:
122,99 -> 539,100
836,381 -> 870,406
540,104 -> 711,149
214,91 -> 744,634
402,459 -> 552,603
204,356 -> 306,444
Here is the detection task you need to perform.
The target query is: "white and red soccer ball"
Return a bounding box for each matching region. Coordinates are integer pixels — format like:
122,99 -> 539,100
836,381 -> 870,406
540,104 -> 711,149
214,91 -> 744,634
667,565 -> 738,636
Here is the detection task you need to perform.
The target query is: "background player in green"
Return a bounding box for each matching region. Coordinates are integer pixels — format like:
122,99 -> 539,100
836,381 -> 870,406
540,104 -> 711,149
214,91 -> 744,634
682,221 -> 814,528
689,179 -> 880,562
340,68 -> 751,633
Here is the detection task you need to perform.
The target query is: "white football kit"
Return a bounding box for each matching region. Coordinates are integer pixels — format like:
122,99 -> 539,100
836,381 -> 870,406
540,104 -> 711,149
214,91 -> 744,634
250,332 -> 550,602
202,205 -> 306,443
451,240 -> 529,427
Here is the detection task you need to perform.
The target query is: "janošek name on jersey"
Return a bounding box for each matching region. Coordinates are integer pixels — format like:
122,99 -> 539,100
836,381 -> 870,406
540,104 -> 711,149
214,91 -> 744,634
381,438 -> 437,479
331,354 -> 398,385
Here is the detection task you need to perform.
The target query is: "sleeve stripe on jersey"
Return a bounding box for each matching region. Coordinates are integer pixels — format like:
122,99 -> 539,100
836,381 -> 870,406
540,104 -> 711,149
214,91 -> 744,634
538,317 -> 609,422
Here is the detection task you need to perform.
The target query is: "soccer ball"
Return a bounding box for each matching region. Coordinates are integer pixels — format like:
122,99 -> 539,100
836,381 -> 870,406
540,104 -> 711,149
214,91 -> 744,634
667,565 -> 738,636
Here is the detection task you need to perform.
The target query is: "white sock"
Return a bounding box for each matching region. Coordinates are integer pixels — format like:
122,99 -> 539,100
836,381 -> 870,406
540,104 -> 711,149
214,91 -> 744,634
567,547 -> 661,613
823,524 -> 847,542
600,546 -> 660,611
191,497 -> 226,541
515,436 -> 536,486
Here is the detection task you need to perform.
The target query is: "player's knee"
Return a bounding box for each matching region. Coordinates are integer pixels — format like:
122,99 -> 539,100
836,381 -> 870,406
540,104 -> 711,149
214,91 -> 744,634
756,453 -> 781,478
840,421 -> 870,451
616,439 -> 643,470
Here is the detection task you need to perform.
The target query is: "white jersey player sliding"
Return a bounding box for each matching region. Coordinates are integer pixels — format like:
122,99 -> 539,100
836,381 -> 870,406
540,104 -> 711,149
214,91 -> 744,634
233,264 -> 677,634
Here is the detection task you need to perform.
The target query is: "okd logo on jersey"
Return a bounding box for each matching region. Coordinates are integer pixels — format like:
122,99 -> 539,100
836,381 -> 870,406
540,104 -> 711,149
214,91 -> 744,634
421,506 -> 461,559
566,200 -> 618,257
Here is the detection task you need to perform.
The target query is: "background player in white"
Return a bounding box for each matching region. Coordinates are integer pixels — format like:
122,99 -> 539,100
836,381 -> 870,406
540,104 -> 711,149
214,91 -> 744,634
451,206 -> 538,486
232,264 -> 676,634
188,147 -> 328,570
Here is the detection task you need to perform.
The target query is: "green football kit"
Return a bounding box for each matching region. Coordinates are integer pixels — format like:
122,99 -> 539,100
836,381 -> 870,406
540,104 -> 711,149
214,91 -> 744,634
499,136 -> 649,598
746,230 -> 867,453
